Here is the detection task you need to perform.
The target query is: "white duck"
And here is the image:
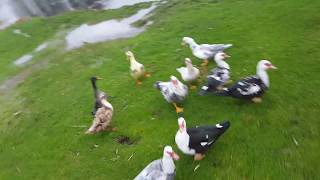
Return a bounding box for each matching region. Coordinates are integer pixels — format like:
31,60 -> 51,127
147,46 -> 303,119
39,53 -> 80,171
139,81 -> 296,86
125,51 -> 150,85
134,146 -> 179,180
154,76 -> 188,113
176,58 -> 200,89
181,37 -> 232,66
216,60 -> 277,103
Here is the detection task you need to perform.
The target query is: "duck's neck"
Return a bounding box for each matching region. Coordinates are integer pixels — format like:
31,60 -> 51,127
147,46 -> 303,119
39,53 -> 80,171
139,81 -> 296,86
91,79 -> 98,94
257,68 -> 269,87
186,63 -> 195,72
187,40 -> 198,50
162,156 -> 175,174
216,59 -> 230,70
177,130 -> 189,145
129,56 -> 138,66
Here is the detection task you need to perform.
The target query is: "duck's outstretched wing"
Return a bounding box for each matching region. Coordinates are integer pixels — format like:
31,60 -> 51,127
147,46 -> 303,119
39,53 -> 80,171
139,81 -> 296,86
200,44 -> 233,52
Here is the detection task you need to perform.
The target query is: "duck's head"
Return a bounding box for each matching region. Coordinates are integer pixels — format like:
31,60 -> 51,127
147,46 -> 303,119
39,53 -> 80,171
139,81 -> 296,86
181,37 -> 194,46
91,76 -> 103,82
163,146 -> 180,160
184,58 -> 192,65
170,76 -> 180,87
177,117 -> 187,133
215,52 -> 231,61
257,60 -> 277,71
125,51 -> 134,59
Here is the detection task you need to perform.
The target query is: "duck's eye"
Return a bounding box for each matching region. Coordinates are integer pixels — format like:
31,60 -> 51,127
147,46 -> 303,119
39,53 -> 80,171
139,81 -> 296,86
264,63 -> 271,67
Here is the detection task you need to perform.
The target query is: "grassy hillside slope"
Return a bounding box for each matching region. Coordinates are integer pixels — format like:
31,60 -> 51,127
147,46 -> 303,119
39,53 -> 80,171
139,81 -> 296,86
0,0 -> 319,179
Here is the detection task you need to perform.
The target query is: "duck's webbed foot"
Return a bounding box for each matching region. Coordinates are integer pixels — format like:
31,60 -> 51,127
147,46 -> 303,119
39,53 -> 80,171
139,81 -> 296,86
201,59 -> 209,66
173,103 -> 184,113
252,97 -> 262,103
106,126 -> 117,132
136,80 -> 142,85
216,85 -> 224,91
144,72 -> 151,78
194,153 -> 205,161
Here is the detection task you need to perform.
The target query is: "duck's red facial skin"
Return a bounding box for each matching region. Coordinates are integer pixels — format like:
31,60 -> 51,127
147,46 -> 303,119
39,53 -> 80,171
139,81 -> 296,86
264,62 -> 277,69
172,80 -> 178,86
179,122 -> 185,130
166,151 -> 180,160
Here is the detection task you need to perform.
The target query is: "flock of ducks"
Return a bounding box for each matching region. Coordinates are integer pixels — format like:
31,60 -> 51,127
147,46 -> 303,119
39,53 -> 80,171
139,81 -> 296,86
85,37 -> 277,179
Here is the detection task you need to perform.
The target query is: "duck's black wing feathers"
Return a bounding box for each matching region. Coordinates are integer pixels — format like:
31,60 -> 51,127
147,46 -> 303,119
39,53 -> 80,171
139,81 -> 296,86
218,76 -> 267,99
187,121 -> 230,153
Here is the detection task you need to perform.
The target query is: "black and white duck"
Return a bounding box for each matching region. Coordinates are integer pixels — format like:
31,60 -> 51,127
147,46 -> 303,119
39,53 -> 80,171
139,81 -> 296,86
175,117 -> 230,161
215,60 -> 277,103
154,76 -> 188,113
199,52 -> 232,95
86,76 -> 115,134
181,37 -> 232,66
134,146 -> 179,180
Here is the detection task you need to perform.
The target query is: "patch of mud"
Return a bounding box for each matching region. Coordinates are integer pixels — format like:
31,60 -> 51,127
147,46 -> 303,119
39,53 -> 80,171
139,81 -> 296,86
115,135 -> 138,145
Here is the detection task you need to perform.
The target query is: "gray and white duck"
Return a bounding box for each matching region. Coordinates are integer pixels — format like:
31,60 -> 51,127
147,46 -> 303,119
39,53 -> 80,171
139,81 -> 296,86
86,76 -> 115,134
181,37 -> 232,66
134,146 -> 179,180
175,117 -> 230,161
154,76 -> 188,113
199,52 -> 232,95
215,60 -> 277,103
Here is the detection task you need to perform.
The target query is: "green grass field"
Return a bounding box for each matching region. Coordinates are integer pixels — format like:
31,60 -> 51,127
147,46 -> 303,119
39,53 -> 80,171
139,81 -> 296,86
0,0 -> 319,179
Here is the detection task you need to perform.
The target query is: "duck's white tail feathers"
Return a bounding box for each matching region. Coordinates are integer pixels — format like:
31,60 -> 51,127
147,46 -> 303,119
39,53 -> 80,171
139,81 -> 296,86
176,67 -> 187,74
224,44 -> 233,49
